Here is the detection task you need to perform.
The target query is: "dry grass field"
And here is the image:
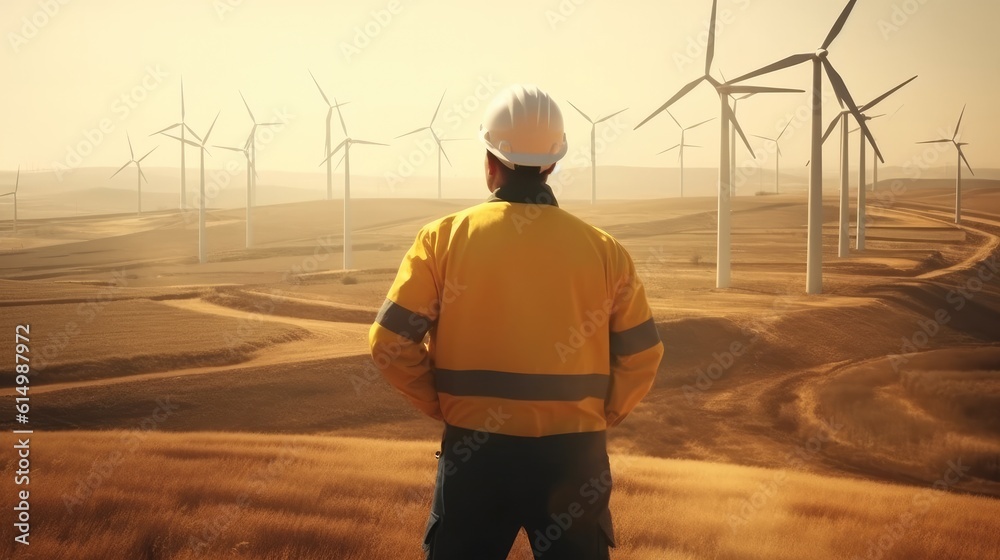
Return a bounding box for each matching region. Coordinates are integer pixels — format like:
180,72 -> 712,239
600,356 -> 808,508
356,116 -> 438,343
0,181 -> 998,558
2,432 -> 999,560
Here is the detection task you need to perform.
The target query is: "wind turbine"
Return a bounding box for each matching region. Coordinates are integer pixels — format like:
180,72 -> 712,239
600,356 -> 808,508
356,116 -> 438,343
565,101 -> 627,204
309,71 -> 352,201
151,79 -> 200,211
918,105 -> 974,224
729,0 -> 881,295
396,91 -> 468,200
110,133 -> 157,215
319,102 -> 387,270
0,166 -> 18,234
239,92 -> 282,208
751,121 -> 792,195
635,0 -> 803,289
822,76 -> 917,255
160,112 -> 220,264
658,111 -> 713,198
213,141 -> 257,249
729,93 -> 755,198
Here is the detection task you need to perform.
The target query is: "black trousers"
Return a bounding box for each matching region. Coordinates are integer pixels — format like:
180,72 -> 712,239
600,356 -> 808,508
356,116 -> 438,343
423,424 -> 615,559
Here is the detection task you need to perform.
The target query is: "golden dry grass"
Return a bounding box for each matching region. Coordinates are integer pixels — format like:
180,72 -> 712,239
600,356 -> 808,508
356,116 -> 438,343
0,299 -> 309,386
1,431 -> 999,560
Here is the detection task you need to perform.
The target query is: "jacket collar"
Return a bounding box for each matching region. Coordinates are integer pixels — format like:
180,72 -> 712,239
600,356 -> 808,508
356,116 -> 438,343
486,177 -> 559,208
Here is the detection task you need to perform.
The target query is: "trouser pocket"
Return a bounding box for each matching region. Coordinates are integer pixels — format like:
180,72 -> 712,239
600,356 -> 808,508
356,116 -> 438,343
422,511 -> 441,556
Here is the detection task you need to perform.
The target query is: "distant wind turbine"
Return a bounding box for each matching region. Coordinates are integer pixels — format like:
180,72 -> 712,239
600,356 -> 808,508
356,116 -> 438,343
239,92 -> 282,208
917,105 -> 974,224
151,79 -> 200,211
110,133 -> 157,215
396,91 -> 468,200
635,0 -> 803,289
309,71 -> 352,201
823,76 -> 917,255
729,92 -> 755,198
0,166 -> 19,234
319,102 -> 387,269
160,112 -> 220,264
658,110 -> 713,198
751,121 -> 791,195
213,141 -> 257,249
730,0 -> 881,295
565,101 -> 628,204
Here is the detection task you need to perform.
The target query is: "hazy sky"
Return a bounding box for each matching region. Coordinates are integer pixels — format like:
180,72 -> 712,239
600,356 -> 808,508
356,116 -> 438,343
2,0 -> 998,188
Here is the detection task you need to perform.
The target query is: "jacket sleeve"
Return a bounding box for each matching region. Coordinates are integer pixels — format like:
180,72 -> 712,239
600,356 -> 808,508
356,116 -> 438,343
368,226 -> 443,421
605,242 -> 663,427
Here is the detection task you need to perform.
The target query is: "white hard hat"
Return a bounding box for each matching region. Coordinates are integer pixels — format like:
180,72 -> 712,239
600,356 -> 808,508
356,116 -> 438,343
479,84 -> 568,171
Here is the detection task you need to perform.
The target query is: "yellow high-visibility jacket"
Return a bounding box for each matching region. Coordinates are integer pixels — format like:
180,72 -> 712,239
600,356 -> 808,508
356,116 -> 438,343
368,180 -> 663,437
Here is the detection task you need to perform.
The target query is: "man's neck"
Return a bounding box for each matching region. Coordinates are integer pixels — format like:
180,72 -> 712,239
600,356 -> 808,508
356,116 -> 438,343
488,175 -> 559,207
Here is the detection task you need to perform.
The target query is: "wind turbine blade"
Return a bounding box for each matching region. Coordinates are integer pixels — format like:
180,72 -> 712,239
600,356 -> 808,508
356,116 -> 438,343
351,140 -> 388,146
635,77 -> 705,129
333,152 -> 347,173
204,111 -> 221,144
729,53 -> 812,84
334,98 -> 348,136
151,123 -> 181,136
722,85 -> 804,95
823,59 -> 882,163
309,70 -> 331,106
686,117 -> 715,131
181,77 -> 186,120
915,139 -> 950,144
821,117 -> 839,144
319,139 -> 349,166
595,108 -> 627,124
431,90 -> 447,125
440,143 -> 452,167
213,145 -> 245,153
395,127 -> 427,139
777,121 -> 792,141
137,164 -> 148,184
959,148 -> 975,176
160,134 -> 202,149
247,156 -> 259,180
110,161 -> 131,179
860,75 -> 918,112
705,0 -> 719,75
684,144 -> 702,149
183,123 -> 203,143
889,104 -> 904,120
723,101 -> 754,157
657,144 -> 681,155
666,110 -> 682,129
566,101 -> 592,123
15,166 -> 19,193
953,104 -> 967,140
138,147 -> 157,162
258,122 -> 284,127
240,91 -> 256,122
822,0 -> 859,50
750,134 -> 775,142
777,145 -> 783,157
126,132 -> 135,160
